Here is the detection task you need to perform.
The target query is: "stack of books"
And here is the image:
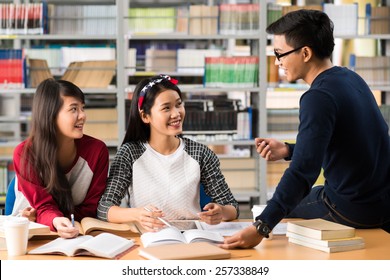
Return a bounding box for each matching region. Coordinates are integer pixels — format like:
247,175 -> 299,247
286,219 -> 365,253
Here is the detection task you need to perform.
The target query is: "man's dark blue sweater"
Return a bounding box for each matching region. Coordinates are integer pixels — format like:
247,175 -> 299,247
260,66 -> 390,229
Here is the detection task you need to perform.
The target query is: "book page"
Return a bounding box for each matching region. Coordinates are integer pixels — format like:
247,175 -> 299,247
199,221 -> 287,236
273,223 -> 288,235
182,229 -> 224,244
28,236 -> 93,256
198,221 -> 252,236
140,227 -> 187,247
74,233 -> 135,259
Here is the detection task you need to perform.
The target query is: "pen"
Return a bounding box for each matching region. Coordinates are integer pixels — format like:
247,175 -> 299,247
143,207 -> 172,228
70,214 -> 75,227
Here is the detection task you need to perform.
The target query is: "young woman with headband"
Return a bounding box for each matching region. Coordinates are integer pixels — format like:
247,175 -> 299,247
97,75 -> 239,231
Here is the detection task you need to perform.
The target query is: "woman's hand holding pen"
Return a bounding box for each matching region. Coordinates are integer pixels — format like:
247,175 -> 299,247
52,217 -> 79,239
255,137 -> 289,161
140,205 -> 168,232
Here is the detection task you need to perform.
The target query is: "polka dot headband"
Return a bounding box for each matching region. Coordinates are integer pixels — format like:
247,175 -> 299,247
138,74 -> 178,110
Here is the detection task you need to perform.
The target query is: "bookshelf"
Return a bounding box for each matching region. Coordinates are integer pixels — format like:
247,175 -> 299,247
0,0 -> 119,204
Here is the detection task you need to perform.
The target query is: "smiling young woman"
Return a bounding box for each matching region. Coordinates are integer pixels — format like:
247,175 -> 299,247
97,75 -> 239,232
12,78 -> 109,239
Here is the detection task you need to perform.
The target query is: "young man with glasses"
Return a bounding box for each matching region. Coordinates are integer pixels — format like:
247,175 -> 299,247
220,9 -> 390,249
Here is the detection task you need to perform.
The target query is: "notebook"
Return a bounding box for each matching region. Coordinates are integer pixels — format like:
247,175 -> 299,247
138,242 -> 231,260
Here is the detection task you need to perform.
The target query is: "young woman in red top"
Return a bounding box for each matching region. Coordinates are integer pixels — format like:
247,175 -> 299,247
13,79 -> 109,238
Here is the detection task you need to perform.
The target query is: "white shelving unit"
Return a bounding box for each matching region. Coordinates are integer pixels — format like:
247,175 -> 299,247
0,0 -> 119,155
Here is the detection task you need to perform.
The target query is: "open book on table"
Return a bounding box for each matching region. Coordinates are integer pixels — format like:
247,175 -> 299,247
74,217 -> 143,237
169,220 -> 287,236
140,226 -> 224,248
28,232 -> 135,259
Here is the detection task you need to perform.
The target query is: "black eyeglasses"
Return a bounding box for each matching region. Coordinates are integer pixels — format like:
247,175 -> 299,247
274,46 -> 305,61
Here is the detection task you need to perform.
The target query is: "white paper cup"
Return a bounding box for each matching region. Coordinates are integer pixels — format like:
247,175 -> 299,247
4,216 -> 29,256
251,204 -> 273,240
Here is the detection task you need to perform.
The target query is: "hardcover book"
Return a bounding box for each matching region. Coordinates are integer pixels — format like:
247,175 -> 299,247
138,242 -> 231,260
288,237 -> 365,253
286,231 -> 364,247
287,219 -> 355,240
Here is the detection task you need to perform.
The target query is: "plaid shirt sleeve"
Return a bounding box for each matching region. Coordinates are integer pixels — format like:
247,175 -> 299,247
97,142 -> 145,221
184,138 -> 240,218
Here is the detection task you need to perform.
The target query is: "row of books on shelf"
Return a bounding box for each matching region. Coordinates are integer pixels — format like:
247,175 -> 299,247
365,4 -> 390,35
1,51 -> 259,89
2,3 -> 390,37
268,3 -> 390,36
204,56 -> 259,88
0,3 -> 116,36
0,161 -> 14,195
0,2 -> 47,35
183,99 -> 239,134
349,55 -> 390,86
267,108 -> 299,133
128,3 -> 260,36
48,4 -> 116,36
287,219 -> 365,253
0,49 -> 25,89
1,2 -> 260,36
324,3 -> 390,36
25,46 -> 221,77
218,3 -> 259,35
154,49 -> 223,74
0,48 -> 116,89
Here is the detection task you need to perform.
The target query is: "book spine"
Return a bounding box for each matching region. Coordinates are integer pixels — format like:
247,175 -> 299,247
365,3 -> 371,35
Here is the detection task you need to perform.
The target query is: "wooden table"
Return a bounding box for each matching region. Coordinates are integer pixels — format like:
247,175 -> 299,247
1,228 -> 389,260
